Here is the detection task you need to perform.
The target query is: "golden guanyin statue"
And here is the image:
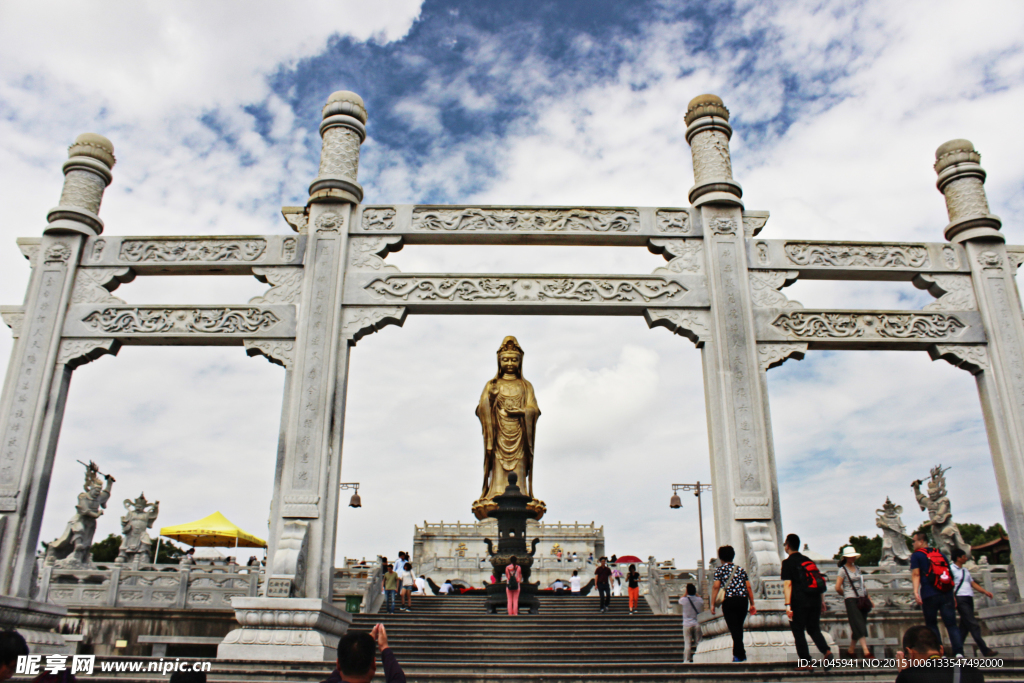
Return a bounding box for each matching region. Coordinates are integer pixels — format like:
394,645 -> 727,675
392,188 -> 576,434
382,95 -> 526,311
472,336 -> 546,520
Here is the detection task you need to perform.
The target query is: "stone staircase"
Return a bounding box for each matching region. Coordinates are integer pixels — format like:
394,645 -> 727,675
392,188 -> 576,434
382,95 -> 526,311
17,595 -> 1024,682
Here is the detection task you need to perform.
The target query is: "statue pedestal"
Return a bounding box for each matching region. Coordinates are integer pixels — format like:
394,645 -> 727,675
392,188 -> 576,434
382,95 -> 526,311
0,596 -> 68,655
217,598 -> 351,662
693,601 -> 835,663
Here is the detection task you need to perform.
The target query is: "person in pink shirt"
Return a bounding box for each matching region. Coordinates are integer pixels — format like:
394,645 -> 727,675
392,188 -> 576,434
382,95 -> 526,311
505,556 -> 523,616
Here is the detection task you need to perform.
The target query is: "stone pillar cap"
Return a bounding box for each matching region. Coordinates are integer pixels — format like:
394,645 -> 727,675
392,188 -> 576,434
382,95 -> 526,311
935,139 -> 980,174
68,133 -> 115,168
685,94 -> 730,125
323,91 -> 367,124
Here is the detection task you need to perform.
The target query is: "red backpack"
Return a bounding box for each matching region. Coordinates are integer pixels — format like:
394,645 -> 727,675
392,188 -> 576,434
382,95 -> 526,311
917,548 -> 954,592
797,557 -> 828,595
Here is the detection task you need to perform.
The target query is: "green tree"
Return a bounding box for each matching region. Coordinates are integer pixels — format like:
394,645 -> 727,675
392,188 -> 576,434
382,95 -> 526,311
154,539 -> 185,564
90,534 -> 122,562
833,535 -> 883,567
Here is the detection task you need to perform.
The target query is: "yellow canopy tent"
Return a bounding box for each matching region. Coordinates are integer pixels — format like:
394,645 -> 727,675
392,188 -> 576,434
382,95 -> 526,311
159,511 -> 266,548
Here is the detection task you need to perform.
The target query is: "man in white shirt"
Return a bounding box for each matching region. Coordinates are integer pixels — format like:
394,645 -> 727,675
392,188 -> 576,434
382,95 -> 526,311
439,580 -> 454,595
570,570 -> 581,593
951,549 -> 997,656
678,583 -> 704,663
414,575 -> 427,596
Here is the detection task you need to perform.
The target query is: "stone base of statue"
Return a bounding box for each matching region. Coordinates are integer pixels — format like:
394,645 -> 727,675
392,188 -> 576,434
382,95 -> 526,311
472,496 -> 546,522
0,596 -> 68,655
693,601 -> 836,663
217,597 -> 351,662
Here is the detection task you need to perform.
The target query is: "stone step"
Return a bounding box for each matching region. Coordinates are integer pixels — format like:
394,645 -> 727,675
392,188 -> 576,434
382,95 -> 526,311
16,657 -> 1021,683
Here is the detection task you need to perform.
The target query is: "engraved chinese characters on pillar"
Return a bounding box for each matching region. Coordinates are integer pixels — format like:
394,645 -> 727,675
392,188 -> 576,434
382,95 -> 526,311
0,238 -> 76,508
717,241 -> 759,494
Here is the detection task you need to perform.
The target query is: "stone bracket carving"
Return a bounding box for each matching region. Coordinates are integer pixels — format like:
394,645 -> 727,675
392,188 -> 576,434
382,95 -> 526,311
928,344 -> 989,375
57,339 -> 120,369
644,309 -> 712,348
281,206 -> 308,234
347,236 -> 403,272
341,307 -> 407,345
648,239 -> 704,275
743,521 -> 781,598
250,267 -> 303,305
742,211 -> 769,237
913,273 -> 977,311
749,270 -> 800,309
269,521 -> 309,598
757,343 -> 807,371
0,308 -> 25,339
1006,247 -> 1024,270
17,238 -> 41,268
71,267 -> 134,305
244,340 -> 295,369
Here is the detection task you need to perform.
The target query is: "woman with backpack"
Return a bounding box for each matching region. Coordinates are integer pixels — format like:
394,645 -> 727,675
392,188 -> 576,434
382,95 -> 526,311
505,556 -> 523,616
836,546 -> 873,659
709,545 -> 757,662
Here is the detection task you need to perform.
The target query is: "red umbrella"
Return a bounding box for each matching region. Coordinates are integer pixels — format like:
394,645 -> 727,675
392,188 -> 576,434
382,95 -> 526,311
615,555 -> 642,563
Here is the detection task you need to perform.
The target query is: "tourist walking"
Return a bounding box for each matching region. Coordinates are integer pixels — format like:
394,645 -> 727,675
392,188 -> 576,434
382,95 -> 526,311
322,623 -> 407,683
679,582 -> 704,662
399,562 -> 415,611
595,557 -> 613,612
951,548 -> 998,656
781,533 -> 832,670
910,531 -> 964,657
709,545 -> 757,662
570,570 -> 581,594
626,564 -> 641,614
382,564 -> 399,614
506,556 -> 523,616
835,545 -> 873,658
895,625 -> 984,683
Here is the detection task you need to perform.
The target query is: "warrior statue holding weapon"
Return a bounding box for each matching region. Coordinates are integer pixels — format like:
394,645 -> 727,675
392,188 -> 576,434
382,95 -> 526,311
44,461 -> 115,568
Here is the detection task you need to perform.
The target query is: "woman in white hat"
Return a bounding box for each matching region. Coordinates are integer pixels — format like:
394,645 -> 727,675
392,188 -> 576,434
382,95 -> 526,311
835,545 -> 873,659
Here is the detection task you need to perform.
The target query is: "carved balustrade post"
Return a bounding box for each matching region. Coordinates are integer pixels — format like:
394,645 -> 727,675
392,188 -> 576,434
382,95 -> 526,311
685,95 -> 783,586
0,135 -> 117,601
221,92 -> 365,661
934,140 -> 1024,597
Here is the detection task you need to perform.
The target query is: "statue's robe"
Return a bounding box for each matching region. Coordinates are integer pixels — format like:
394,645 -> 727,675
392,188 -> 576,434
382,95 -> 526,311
477,375 -> 540,501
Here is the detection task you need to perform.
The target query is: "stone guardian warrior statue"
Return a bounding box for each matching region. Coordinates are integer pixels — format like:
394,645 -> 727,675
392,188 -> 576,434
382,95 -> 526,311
875,497 -> 912,565
116,493 -> 159,564
45,461 -> 114,568
912,465 -> 971,560
472,336 -> 546,520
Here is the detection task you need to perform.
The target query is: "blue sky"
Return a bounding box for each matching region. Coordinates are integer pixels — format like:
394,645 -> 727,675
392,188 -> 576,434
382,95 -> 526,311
1,0 -> 1023,567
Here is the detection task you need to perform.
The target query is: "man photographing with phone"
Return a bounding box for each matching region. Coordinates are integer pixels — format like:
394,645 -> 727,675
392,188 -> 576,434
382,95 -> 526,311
321,624 -> 406,683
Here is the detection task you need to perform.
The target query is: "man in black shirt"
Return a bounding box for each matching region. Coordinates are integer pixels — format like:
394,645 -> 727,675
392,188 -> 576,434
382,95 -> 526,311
780,533 -> 832,670
594,557 -> 613,613
896,625 -> 984,682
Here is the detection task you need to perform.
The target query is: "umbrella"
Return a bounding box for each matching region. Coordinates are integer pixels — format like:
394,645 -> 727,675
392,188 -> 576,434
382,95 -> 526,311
159,511 -> 266,548
615,555 -> 643,564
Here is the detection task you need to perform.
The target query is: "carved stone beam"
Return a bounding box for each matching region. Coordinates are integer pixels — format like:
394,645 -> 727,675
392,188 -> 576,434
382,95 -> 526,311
928,344 -> 988,375
62,304 -> 296,344
341,307 -> 408,346
643,309 -> 711,348
748,239 -> 969,280
76,235 -> 305,275
755,308 -> 986,350
345,272 -> 708,315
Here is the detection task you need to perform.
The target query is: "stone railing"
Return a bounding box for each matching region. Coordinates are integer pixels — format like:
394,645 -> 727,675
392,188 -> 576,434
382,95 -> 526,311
361,560 -> 384,615
415,520 -> 602,534
821,563 -> 1013,612
39,564 -> 260,610
647,559 -> 670,614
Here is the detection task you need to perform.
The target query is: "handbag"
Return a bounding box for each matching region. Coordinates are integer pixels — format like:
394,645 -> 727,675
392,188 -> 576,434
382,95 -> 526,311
844,566 -> 871,614
715,564 -> 740,606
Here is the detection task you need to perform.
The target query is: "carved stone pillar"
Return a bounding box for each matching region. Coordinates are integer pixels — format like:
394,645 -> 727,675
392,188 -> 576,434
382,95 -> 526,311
221,92 -> 366,662
0,133 -> 116,652
684,95 -> 743,208
935,140 -> 1024,599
